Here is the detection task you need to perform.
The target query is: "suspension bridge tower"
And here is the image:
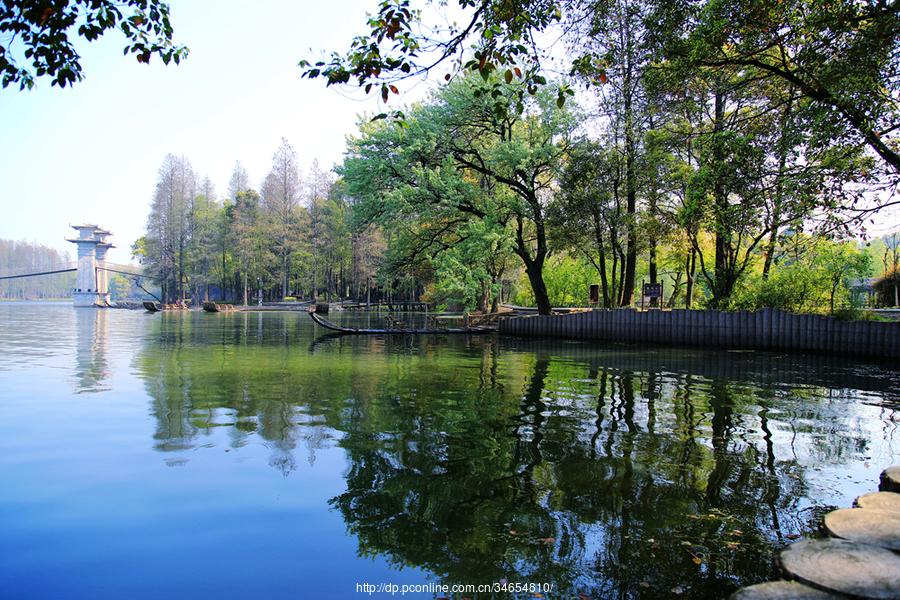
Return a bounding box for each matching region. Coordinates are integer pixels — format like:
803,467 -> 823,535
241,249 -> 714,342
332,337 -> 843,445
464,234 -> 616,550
66,225 -> 115,307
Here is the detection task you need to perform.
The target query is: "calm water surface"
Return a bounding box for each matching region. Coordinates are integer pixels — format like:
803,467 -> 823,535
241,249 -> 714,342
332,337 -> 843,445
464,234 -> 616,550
0,303 -> 898,599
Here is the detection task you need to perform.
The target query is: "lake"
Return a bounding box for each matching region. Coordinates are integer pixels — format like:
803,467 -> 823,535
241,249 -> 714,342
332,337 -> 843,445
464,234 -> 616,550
0,303 -> 897,599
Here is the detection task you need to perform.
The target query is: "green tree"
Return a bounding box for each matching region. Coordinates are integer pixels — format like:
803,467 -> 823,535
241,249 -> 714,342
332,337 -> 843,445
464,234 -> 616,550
185,185 -> 222,302
429,218 -> 515,311
733,235 -> 872,313
655,0 -> 900,175
816,240 -> 872,314
1,0 -> 187,90
343,73 -> 576,314
552,141 -> 628,308
0,239 -> 74,299
138,154 -> 196,302
304,0 -> 899,177
228,189 -> 274,305
262,139 -> 304,299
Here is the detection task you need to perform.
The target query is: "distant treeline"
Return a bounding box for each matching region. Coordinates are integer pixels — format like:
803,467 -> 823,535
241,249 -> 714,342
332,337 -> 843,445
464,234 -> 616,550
0,239 -> 74,300
134,133 -> 900,312
135,143 -> 386,305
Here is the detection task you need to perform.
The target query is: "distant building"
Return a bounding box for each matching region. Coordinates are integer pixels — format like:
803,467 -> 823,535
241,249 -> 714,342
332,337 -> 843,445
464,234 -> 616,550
848,277 -> 877,307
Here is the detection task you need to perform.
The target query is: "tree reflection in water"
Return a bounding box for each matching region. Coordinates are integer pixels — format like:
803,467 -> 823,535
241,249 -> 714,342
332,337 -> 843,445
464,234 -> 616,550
136,313 -> 899,598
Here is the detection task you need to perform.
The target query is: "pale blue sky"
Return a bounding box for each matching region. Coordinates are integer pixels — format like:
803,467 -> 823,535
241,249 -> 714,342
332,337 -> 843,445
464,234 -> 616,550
0,0 -> 440,263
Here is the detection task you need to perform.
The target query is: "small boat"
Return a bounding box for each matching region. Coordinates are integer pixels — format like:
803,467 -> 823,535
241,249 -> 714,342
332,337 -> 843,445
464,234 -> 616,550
145,300 -> 191,312
308,308 -> 496,334
203,302 -> 237,313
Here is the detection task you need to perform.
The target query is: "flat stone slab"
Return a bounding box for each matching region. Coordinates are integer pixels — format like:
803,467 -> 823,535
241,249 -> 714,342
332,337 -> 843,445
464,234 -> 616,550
780,538 -> 900,599
729,581 -> 843,599
824,508 -> 900,551
881,465 -> 900,493
856,491 -> 900,514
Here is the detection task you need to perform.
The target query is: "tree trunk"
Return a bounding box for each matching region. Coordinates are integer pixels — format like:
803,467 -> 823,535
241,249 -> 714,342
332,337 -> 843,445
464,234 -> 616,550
478,281 -> 488,312
513,206 -> 552,315
593,213 -> 612,308
282,252 -> 288,299
221,246 -> 227,302
526,260 -> 552,315
621,101 -> 637,305
762,94 -> 794,279
667,271 -> 683,308
711,86 -> 733,306
685,248 -> 696,309
177,239 -> 184,302
648,114 -> 659,307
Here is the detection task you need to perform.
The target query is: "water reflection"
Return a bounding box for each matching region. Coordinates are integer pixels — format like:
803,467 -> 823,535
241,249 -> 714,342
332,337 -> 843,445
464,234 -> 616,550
74,307 -> 109,393
126,313 -> 900,598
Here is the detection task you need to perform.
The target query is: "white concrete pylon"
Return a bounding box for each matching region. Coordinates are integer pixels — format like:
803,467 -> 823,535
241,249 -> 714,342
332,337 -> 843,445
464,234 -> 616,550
66,225 -> 114,307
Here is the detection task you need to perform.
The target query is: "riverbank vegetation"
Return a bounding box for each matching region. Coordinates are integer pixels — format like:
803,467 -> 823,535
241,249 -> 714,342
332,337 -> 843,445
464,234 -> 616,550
133,0 -> 899,314
0,240 -> 74,300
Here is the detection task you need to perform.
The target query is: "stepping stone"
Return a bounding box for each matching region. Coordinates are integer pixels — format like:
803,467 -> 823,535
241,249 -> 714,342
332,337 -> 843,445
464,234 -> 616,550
779,538 -> 900,599
729,581 -> 843,599
824,508 -> 900,551
881,466 -> 900,493
856,491 -> 900,514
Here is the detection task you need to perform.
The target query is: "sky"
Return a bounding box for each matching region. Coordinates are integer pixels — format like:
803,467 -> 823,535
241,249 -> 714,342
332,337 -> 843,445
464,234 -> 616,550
0,0 -> 441,264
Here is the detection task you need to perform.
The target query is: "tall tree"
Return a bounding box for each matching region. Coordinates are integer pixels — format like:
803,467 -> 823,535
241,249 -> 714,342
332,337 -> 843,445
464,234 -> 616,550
569,0 -> 655,305
552,141 -> 628,308
343,74 -> 576,314
136,154 -> 196,302
437,76 -> 577,314
227,161 -> 250,200
262,139 -> 303,298
228,189 -> 274,305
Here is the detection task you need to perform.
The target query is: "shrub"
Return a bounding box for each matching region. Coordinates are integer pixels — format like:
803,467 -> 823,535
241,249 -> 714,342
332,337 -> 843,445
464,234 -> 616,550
874,270 -> 900,307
